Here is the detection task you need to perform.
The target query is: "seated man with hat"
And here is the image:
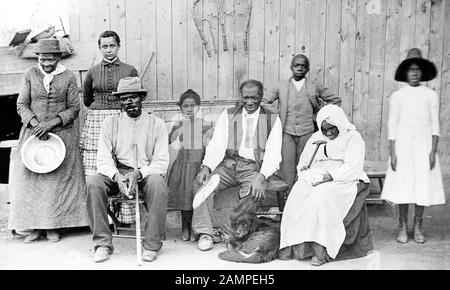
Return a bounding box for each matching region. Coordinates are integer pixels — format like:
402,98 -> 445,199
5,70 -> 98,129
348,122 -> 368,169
86,77 -> 169,263
193,79 -> 282,251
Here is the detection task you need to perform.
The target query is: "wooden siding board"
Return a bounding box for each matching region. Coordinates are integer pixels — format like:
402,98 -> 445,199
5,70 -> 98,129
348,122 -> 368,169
248,0 -> 265,82
380,0 -> 403,160
352,0 -> 372,139
202,0 -> 219,100
278,0 -> 296,82
233,0 -> 251,98
309,0 -> 327,84
324,0 -> 343,95
125,0 -> 142,72
439,0 -> 450,163
187,0 -> 203,96
263,0 -> 281,89
366,1 -> 387,160
141,0 -> 157,101
172,0 -> 189,99
109,0 -> 127,60
339,0 -> 357,120
156,0 -> 173,100
295,0 -> 312,56
217,0 -> 235,100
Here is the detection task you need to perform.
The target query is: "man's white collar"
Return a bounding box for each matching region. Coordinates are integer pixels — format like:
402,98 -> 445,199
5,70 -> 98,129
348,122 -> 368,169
242,107 -> 261,117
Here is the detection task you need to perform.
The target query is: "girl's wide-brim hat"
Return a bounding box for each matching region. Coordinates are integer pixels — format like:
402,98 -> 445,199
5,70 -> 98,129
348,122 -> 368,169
395,48 -> 437,82
33,38 -> 64,54
21,133 -> 66,174
112,77 -> 148,99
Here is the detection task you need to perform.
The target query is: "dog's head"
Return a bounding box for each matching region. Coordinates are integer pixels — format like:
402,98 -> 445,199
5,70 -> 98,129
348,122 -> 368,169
230,212 -> 255,239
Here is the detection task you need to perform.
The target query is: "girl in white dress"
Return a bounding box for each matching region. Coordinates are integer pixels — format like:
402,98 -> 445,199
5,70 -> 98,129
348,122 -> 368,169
381,48 -> 445,244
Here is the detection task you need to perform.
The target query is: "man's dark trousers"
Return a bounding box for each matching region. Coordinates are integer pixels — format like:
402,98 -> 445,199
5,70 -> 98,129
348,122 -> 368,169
86,173 -> 168,252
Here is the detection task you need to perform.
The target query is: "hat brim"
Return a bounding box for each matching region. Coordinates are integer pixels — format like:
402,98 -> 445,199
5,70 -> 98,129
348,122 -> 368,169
395,58 -> 437,82
34,49 -> 64,54
112,90 -> 148,98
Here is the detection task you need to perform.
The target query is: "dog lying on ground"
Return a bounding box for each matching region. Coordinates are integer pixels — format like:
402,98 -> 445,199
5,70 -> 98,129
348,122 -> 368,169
218,201 -> 280,263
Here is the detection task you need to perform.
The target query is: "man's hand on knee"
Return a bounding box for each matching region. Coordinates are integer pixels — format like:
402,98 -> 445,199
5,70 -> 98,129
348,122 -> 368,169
250,173 -> 267,202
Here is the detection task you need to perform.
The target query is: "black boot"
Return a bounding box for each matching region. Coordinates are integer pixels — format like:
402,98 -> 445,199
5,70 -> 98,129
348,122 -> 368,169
413,205 -> 426,244
181,210 -> 193,241
396,204 -> 408,244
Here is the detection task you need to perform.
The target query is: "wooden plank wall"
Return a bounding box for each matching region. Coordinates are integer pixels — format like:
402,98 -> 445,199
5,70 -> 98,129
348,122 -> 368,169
66,0 -> 450,163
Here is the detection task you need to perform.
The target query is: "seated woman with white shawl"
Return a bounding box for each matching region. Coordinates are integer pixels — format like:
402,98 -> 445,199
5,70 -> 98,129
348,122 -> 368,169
279,105 -> 372,266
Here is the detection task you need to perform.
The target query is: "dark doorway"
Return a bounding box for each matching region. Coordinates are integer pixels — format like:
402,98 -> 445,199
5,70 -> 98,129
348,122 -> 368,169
0,94 -> 21,183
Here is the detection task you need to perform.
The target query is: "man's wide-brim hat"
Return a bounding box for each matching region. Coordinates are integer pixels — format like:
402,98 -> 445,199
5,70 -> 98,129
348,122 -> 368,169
395,48 -> 437,82
112,77 -> 148,98
33,38 -> 64,54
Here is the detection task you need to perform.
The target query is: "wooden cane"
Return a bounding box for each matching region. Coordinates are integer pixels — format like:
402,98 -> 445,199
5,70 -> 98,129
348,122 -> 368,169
307,140 -> 328,169
133,143 -> 142,266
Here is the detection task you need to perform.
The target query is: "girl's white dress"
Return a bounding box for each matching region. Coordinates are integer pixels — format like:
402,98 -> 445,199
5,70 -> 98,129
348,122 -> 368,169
381,85 -> 445,206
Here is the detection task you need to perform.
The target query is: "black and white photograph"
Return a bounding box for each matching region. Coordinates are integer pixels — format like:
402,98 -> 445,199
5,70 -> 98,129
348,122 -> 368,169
0,0 -> 449,275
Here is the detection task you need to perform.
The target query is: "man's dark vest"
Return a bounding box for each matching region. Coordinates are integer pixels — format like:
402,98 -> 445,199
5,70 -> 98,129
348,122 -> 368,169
225,106 -> 278,170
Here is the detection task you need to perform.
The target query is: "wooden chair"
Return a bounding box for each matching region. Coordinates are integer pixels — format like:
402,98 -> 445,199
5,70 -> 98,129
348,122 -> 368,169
107,196 -> 147,239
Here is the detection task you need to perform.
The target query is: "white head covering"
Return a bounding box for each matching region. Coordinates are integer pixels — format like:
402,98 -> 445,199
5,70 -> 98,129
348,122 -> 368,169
316,104 -> 356,137
38,63 -> 67,94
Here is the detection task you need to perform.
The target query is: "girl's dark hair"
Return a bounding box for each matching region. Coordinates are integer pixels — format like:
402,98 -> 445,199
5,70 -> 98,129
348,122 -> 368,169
98,31 -> 121,47
178,89 -> 201,107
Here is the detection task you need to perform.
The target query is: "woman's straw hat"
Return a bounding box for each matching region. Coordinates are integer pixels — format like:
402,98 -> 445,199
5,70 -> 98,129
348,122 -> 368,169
33,38 -> 64,54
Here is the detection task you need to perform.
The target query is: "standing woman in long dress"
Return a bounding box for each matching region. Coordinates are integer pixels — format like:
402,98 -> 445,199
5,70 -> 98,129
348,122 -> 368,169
80,31 -> 138,224
8,38 -> 87,243
381,48 -> 446,244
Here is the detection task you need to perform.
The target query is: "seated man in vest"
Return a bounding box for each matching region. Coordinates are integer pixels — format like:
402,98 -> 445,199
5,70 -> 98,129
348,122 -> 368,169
262,54 -> 341,191
193,79 -> 282,251
86,77 -> 169,263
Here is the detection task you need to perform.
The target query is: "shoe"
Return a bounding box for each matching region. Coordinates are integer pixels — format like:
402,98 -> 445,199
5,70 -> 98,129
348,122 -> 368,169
93,246 -> 111,263
197,235 -> 213,251
46,230 -> 61,242
12,230 -> 30,239
142,249 -> 158,262
413,217 -> 426,244
396,219 -> 409,244
24,230 -> 44,243
311,255 -> 329,266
